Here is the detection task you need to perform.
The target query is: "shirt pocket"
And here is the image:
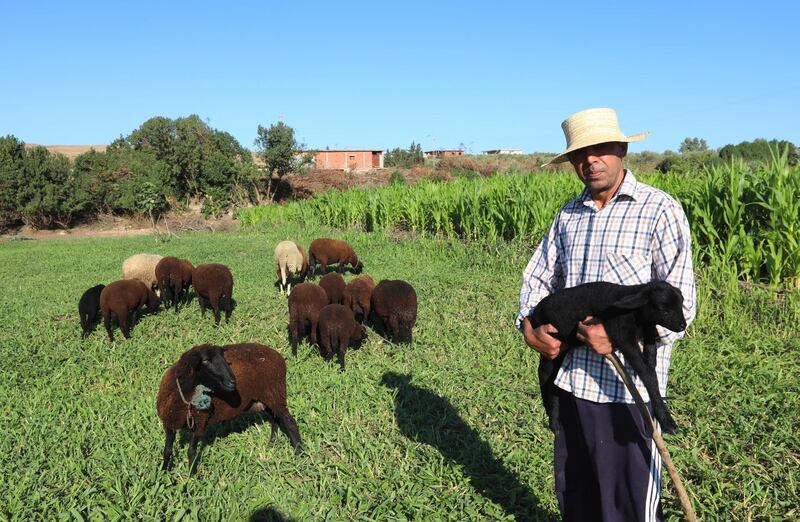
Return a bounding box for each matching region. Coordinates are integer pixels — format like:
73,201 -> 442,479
603,252 -> 652,285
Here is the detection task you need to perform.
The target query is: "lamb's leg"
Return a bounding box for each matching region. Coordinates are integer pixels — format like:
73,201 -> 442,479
618,341 -> 677,434
538,353 -> 566,433
643,325 -> 658,371
119,309 -> 131,339
309,316 -> 319,345
264,410 -> 278,443
389,315 -> 401,342
198,295 -> 207,318
338,262 -> 345,274
162,428 -> 176,470
224,292 -> 232,322
286,282 -> 291,296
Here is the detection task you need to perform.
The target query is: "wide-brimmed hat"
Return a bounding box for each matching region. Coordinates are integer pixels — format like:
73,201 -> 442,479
543,108 -> 649,166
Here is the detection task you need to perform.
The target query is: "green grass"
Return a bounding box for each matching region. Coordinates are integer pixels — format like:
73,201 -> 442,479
1,225 -> 798,521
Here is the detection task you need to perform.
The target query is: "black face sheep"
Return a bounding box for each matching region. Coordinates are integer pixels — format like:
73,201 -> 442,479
122,253 -> 164,292
342,275 -> 376,323
100,279 -> 160,341
192,263 -> 234,324
317,304 -> 366,371
78,284 -> 105,338
307,238 -> 363,277
155,257 -> 194,312
157,343 -> 303,475
318,272 -> 346,305
274,240 -> 308,296
287,282 -> 329,356
370,279 -> 418,344
529,280 -> 687,435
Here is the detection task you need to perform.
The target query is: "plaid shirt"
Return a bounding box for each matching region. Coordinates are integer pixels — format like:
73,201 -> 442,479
516,171 -> 696,404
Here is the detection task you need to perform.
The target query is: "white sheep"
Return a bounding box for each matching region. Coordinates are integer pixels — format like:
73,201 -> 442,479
122,253 -> 164,293
274,241 -> 308,296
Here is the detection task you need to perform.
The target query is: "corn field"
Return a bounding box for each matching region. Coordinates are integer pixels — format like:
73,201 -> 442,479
240,148 -> 800,290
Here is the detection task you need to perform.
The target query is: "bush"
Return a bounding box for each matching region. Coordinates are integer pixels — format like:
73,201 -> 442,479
719,139 -> 798,166
656,150 -> 719,174
389,171 -> 406,185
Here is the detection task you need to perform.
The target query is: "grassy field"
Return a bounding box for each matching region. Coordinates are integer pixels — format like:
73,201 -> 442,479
1,224 -> 798,521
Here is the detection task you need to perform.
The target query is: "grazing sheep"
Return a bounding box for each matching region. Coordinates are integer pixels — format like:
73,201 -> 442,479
274,240 -> 308,296
192,263 -> 234,324
155,257 -> 194,312
307,238 -> 363,277
78,284 -> 105,338
342,275 -> 376,323
100,280 -> 160,341
319,272 -> 346,305
287,282 -> 328,356
157,343 -> 303,474
529,280 -> 687,435
122,253 -> 164,292
317,304 -> 366,371
370,280 -> 418,344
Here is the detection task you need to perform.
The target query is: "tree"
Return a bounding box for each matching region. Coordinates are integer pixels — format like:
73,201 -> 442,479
384,142 -> 424,168
254,122 -> 312,202
719,138 -> 798,166
679,137 -> 708,154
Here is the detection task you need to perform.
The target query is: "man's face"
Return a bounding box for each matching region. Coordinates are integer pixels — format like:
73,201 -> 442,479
568,141 -> 627,195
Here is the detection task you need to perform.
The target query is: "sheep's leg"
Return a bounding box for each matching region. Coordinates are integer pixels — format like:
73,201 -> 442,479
337,262 -> 345,274
162,428 -> 176,470
389,315 -> 401,342
119,309 -> 131,339
263,410 -> 278,443
286,282 -> 291,296
322,332 -> 335,361
210,293 -> 222,324
224,292 -> 232,322
198,295 -> 207,318
309,316 -> 319,346
319,259 -> 328,274
337,337 -> 347,371
290,316 -> 300,356
618,342 -> 678,435
275,410 -> 303,455
104,311 -> 114,341
187,432 -> 202,475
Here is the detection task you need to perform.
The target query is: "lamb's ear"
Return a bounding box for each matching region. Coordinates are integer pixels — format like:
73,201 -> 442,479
188,351 -> 203,368
611,291 -> 649,311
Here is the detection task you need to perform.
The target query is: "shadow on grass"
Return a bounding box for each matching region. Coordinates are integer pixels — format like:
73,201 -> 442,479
248,506 -> 295,522
381,371 -> 555,522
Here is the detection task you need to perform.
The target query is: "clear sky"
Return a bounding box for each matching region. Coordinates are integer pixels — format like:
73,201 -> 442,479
2,1 -> 798,154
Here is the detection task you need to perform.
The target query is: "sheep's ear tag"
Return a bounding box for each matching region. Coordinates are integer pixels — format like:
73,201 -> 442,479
191,385 -> 213,410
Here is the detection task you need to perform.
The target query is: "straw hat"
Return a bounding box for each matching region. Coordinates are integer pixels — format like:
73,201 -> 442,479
543,108 -> 649,166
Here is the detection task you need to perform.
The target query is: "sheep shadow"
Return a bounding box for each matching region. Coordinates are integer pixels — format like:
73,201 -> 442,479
176,408 -> 294,452
380,372 -> 554,522
248,506 -> 295,522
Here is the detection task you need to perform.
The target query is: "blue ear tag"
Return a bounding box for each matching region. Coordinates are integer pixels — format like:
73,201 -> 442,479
191,384 -> 213,410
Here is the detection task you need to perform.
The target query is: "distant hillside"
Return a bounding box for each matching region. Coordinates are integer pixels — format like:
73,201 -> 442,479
24,144 -> 107,158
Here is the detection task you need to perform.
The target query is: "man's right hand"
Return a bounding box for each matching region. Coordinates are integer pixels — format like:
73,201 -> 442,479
521,316 -> 564,360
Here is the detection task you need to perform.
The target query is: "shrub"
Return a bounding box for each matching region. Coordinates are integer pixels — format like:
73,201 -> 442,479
389,171 -> 406,185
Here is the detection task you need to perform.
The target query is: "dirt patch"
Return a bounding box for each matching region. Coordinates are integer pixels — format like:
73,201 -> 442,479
281,165 -> 448,200
1,212 -> 237,242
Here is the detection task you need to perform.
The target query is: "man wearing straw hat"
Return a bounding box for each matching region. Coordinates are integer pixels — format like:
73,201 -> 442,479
517,108 -> 696,521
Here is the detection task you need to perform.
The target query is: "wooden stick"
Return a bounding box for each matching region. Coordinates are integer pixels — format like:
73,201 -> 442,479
604,352 -> 699,522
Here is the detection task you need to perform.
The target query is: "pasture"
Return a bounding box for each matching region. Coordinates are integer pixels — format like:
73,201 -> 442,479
1,222 -> 798,520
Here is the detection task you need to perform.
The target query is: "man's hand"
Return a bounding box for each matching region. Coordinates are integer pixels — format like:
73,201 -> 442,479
521,316 -> 564,360
576,315 -> 613,355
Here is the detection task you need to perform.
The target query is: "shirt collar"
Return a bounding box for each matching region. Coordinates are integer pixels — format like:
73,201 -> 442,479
578,169 -> 639,208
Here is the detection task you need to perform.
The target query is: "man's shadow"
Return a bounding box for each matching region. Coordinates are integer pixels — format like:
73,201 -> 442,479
380,372 -> 554,522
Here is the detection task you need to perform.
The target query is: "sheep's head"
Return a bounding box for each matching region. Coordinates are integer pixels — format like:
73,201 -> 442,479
611,281 -> 687,332
190,344 -> 237,393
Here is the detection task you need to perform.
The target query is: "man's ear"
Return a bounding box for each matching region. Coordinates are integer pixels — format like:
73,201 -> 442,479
611,291 -> 647,311
619,141 -> 628,159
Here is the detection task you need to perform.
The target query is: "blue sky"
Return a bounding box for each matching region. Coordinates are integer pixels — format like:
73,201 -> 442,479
2,1 -> 798,154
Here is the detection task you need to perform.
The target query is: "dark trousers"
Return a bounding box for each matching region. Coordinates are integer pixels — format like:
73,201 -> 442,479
554,389 -> 664,522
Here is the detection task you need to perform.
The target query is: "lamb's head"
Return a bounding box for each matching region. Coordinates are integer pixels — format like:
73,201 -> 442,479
190,344 -> 237,393
352,259 -> 364,274
611,281 -> 687,333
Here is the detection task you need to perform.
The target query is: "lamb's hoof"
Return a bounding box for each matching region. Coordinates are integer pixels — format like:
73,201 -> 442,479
660,419 -> 678,435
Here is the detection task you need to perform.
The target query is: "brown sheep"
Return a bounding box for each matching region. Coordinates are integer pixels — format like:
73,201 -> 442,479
370,279 -> 418,344
319,272 -> 346,305
307,238 -> 363,277
317,304 -> 366,371
342,275 -> 376,323
287,282 -> 329,356
155,257 -> 194,312
100,279 -> 160,341
157,343 -> 303,474
192,263 -> 234,324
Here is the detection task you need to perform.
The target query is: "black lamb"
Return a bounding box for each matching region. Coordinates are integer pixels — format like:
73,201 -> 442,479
529,280 -> 687,435
78,284 -> 105,338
